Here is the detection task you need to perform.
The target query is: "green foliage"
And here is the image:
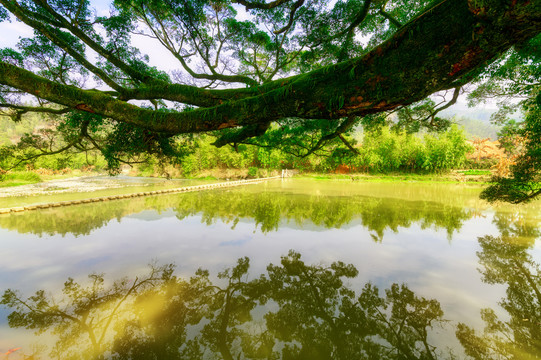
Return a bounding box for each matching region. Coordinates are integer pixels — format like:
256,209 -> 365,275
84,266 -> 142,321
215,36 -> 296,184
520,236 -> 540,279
19,32 -> 88,85
0,4 -> 8,21
0,114 -> 43,145
396,98 -> 451,133
467,32 -> 541,202
481,95 -> 541,203
344,125 -> 472,173
177,136 -> 255,176
0,144 -> 15,169
421,125 -> 472,172
496,119 -> 522,153
0,109 -> 473,178
0,113 -> 107,172
138,125 -> 473,176
247,166 -> 258,177
0,48 -> 24,66
0,141 -> 106,172
468,34 -> 541,122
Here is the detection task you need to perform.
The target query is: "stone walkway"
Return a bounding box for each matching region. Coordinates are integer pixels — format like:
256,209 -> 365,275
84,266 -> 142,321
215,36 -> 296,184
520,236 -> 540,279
0,177 -> 280,214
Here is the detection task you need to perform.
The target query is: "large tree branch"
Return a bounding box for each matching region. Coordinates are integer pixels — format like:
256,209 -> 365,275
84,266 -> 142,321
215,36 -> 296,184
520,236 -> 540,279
232,0 -> 293,10
298,116 -> 359,158
0,0 -> 539,135
0,104 -> 70,116
338,134 -> 359,155
338,0 -> 373,38
212,122 -> 271,147
379,5 -> 402,28
336,1 -> 373,62
273,0 -> 306,35
425,86 -> 461,125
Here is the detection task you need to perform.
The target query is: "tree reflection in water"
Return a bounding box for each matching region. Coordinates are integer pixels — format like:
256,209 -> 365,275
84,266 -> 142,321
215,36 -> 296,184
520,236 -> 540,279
0,190 -> 472,238
3,251 -> 448,360
456,215 -> 541,360
2,213 -> 541,359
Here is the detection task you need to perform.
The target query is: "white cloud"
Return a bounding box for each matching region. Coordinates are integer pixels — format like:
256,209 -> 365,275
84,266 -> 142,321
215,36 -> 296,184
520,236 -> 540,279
0,20 -> 34,48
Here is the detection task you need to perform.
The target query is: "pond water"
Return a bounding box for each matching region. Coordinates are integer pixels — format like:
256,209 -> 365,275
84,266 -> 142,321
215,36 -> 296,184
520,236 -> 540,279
0,178 -> 540,359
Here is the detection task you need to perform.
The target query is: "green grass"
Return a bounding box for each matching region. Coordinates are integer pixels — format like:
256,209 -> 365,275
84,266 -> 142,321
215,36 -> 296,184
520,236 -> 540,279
0,171 -> 43,187
300,172 -> 490,184
309,174 -> 352,180
459,169 -> 492,176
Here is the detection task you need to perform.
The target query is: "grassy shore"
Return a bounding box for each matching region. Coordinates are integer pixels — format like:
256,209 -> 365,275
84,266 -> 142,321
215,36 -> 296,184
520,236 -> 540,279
298,171 -> 491,184
133,168 -> 492,184
1,168 -> 492,188
0,171 -> 43,187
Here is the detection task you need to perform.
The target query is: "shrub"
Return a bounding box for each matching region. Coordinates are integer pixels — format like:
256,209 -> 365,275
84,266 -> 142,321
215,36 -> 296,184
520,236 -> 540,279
248,167 -> 258,177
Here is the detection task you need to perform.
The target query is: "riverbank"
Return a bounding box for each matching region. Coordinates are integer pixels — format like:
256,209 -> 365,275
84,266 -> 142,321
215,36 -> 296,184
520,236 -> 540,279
299,170 -> 492,184
131,167 -> 492,184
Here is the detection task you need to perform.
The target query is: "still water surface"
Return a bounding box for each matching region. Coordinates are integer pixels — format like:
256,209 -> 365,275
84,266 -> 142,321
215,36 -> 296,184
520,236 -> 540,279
0,179 -> 540,359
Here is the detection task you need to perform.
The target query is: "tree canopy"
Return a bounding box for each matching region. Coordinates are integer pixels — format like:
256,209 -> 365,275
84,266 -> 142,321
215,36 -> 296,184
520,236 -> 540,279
0,0 -> 540,201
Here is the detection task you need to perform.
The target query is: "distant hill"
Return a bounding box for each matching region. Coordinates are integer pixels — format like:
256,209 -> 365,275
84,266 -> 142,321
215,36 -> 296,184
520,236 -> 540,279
454,116 -> 501,140
440,106 -> 494,122
438,101 -> 522,140
440,101 -> 522,122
